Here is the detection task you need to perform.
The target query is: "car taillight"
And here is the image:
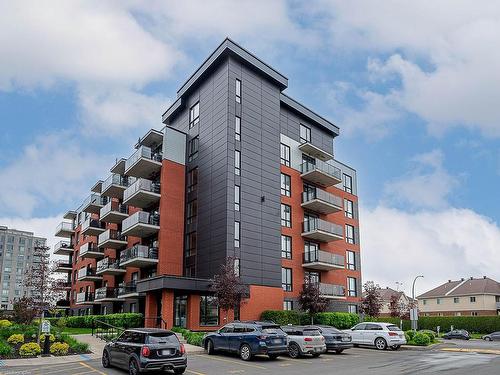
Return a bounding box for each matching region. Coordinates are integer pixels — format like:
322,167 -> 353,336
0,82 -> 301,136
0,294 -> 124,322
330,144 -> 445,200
388,332 -> 398,337
141,346 -> 151,357
179,343 -> 185,355
304,337 -> 312,342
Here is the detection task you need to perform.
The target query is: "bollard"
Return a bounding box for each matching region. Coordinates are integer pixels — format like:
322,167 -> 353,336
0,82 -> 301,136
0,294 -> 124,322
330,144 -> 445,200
42,334 -> 51,357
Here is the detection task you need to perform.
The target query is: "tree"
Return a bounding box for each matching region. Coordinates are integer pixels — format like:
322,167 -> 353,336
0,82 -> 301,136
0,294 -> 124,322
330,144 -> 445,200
12,297 -> 37,324
360,281 -> 383,317
389,293 -> 403,318
298,281 -> 329,324
210,258 -> 247,324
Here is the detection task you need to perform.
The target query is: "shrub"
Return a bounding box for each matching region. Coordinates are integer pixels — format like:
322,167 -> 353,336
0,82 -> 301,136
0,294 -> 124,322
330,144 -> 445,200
171,327 -> 205,347
51,313 -> 143,328
60,334 -> 89,353
0,340 -> 13,357
50,342 -> 69,356
41,334 -> 55,343
7,334 -> 24,345
19,342 -> 41,357
412,332 -> 431,346
314,312 -> 359,329
260,310 -> 306,325
420,330 -> 436,342
405,330 -> 416,341
56,317 -> 67,330
0,320 -> 12,328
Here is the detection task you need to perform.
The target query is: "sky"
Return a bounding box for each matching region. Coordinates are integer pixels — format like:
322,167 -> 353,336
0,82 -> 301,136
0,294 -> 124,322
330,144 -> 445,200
0,1 -> 499,297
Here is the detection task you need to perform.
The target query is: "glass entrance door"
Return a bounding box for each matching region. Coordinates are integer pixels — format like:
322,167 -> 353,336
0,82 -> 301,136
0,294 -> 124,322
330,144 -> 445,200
174,295 -> 188,328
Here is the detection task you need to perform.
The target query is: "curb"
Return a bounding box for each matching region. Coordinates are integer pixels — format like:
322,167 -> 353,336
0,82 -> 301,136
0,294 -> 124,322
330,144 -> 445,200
400,343 -> 444,351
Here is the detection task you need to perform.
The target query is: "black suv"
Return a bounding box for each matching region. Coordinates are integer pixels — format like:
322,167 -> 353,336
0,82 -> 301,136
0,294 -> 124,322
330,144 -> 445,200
102,328 -> 187,374
312,325 -> 353,353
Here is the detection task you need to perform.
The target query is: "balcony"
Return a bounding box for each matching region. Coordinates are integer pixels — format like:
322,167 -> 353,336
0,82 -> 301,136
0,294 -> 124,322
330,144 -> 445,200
123,178 -> 161,208
81,218 -> 106,236
56,281 -> 72,290
96,257 -> 126,276
302,251 -> 345,271
53,240 -> 74,255
117,282 -> 140,299
300,160 -> 342,187
298,142 -> 333,162
55,222 -> 74,238
318,283 -> 346,299
98,229 -> 127,249
76,291 -> 96,305
119,244 -> 158,268
101,174 -> 134,199
80,242 -> 105,259
63,210 -> 77,220
77,267 -> 103,282
302,218 -> 343,242
100,201 -> 129,224
111,158 -> 126,174
122,211 -> 160,238
301,189 -> 343,215
124,146 -> 162,179
94,287 -> 123,303
82,194 -> 109,214
54,261 -> 72,273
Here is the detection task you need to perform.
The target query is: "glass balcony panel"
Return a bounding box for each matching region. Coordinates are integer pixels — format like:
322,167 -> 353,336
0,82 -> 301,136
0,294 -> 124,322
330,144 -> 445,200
300,160 -> 342,187
302,218 -> 343,242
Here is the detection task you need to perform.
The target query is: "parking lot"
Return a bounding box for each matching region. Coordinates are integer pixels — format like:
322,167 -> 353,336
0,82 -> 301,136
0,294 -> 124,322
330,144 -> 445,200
1,344 -> 500,375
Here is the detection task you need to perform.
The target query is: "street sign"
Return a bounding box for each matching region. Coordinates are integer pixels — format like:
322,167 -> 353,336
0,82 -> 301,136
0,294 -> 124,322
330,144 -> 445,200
410,308 -> 419,321
41,320 -> 50,333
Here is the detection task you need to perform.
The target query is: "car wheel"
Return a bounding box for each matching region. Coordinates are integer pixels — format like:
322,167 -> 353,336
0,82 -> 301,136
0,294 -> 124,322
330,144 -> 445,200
174,369 -> 186,375
335,349 -> 344,354
391,345 -> 401,350
206,339 -> 215,355
288,343 -> 301,359
239,344 -> 252,361
129,358 -> 140,375
102,350 -> 111,368
268,354 -> 279,360
486,337 -> 492,341
375,338 -> 387,350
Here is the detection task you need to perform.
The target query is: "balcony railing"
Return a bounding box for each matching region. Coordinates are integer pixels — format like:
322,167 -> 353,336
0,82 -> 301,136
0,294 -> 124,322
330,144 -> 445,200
119,244 -> 158,267
300,160 -> 342,187
81,218 -> 106,236
317,282 -> 345,298
98,229 -> 127,249
54,240 -> 73,255
76,291 -> 95,304
122,211 -> 160,237
302,218 -> 343,242
82,194 -> 109,213
77,267 -> 102,280
117,282 -> 138,297
79,242 -> 104,258
95,287 -> 121,301
100,201 -> 128,224
96,257 -> 125,275
102,174 -> 134,196
123,178 -> 161,208
54,261 -> 72,272
124,146 -> 162,178
302,189 -> 343,214
55,221 -> 74,237
303,250 -> 345,270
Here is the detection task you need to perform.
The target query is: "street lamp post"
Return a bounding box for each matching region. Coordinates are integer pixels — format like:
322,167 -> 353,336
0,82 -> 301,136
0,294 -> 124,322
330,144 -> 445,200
411,275 -> 424,331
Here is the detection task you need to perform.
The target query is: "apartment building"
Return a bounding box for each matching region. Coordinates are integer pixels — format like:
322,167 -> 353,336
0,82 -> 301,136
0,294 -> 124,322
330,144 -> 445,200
418,277 -> 500,316
54,38 -> 362,328
0,226 -> 47,310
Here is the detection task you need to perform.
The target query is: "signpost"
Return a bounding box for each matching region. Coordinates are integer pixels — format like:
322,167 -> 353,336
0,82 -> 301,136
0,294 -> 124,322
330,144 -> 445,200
41,319 -> 51,356
410,308 -> 419,330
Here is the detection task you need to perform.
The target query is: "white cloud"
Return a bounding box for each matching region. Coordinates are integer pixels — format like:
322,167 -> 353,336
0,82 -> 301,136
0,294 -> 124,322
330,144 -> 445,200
0,133 -> 112,217
384,149 -> 460,209
360,205 -> 500,296
321,1 -> 500,138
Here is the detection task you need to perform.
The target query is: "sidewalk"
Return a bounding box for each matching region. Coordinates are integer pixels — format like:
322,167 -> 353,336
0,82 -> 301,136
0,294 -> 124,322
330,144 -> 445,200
0,334 -> 204,367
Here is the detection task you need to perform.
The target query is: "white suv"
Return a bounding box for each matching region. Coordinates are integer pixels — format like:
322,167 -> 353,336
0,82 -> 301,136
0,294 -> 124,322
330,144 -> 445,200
346,322 -> 406,350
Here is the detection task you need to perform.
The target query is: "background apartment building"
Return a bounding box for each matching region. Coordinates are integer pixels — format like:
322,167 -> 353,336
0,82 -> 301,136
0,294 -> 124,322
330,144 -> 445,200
0,226 -> 47,310
54,38 -> 362,329
367,287 -> 414,317
418,277 -> 500,316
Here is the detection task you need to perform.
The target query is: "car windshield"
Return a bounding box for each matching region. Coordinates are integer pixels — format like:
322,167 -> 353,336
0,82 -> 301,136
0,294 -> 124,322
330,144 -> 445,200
262,326 -> 285,335
146,332 -> 179,345
322,327 -> 342,334
387,325 -> 402,332
303,329 -> 321,336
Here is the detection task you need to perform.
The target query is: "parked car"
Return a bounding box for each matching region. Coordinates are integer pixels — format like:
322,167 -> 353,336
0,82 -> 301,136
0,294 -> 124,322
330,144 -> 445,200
312,325 -> 353,353
443,329 -> 471,340
202,321 -> 288,361
281,325 -> 326,358
346,322 -> 406,350
102,328 -> 187,375
482,331 -> 500,341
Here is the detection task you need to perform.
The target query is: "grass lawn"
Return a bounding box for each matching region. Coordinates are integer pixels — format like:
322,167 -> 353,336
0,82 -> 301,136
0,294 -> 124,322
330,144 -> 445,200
58,327 -> 93,335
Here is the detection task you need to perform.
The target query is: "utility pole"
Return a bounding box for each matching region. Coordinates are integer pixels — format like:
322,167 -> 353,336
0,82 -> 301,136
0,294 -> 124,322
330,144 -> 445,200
411,275 -> 424,331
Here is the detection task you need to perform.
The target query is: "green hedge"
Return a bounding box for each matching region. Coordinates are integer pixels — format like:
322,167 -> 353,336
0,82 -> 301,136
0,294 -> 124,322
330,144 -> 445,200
44,313 -> 143,329
364,317 -> 410,330
260,311 -> 359,329
171,327 -> 205,347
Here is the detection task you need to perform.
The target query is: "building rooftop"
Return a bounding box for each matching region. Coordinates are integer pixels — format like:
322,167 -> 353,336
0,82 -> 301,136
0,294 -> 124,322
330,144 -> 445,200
418,277 -> 500,298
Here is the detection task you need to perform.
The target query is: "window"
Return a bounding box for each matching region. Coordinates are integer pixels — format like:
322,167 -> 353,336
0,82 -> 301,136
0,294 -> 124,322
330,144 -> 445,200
454,297 -> 460,303
234,258 -> 240,277
348,304 -> 358,314
200,295 -> 219,326
188,136 -> 199,162
281,235 -> 292,259
471,311 -> 478,316
304,242 -> 319,262
234,221 -> 240,248
345,225 -> 355,244
436,298 -> 441,304
235,79 -> 241,103
189,102 -> 200,129
235,116 -> 241,141
234,185 -> 240,211
280,143 -> 290,167
130,303 -> 137,313
300,124 -> 311,143
348,277 -> 357,297
283,300 -> 293,311
423,299 -> 427,305
305,271 -> 320,284
346,250 -> 356,270
187,168 -> 198,193
343,174 -> 353,194
281,204 -> 291,227
470,296 -> 476,303
280,173 -> 291,196
235,150 -> 241,175
344,199 -> 354,219
185,232 -> 197,257
282,268 -> 292,292
186,200 -> 197,225
454,312 -> 461,316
